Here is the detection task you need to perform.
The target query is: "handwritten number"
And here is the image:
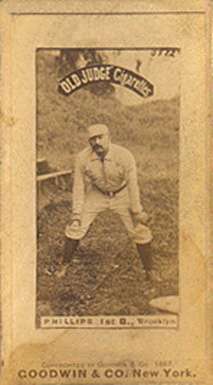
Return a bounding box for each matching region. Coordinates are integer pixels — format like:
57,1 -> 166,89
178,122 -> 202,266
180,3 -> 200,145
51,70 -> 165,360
150,48 -> 178,57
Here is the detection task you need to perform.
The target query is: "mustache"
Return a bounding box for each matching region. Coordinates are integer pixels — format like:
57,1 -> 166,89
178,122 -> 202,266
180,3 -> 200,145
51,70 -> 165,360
92,144 -> 103,151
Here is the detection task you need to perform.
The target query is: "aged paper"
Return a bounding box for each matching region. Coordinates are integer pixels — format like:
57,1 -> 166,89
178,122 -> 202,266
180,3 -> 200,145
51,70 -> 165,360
0,0 -> 212,384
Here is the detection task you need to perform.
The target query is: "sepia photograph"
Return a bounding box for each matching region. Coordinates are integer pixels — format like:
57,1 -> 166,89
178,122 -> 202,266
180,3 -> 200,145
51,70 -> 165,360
36,48 -> 180,326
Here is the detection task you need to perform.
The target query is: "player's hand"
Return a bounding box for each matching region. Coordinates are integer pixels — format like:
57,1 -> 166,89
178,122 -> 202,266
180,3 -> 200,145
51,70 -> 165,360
71,219 -> 81,229
132,211 -> 149,225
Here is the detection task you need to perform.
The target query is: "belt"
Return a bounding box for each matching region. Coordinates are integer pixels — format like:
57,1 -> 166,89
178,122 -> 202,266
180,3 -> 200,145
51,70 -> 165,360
94,183 -> 127,198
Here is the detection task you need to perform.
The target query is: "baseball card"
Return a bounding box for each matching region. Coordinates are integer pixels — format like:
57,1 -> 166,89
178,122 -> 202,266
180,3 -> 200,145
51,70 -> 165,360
0,0 -> 212,384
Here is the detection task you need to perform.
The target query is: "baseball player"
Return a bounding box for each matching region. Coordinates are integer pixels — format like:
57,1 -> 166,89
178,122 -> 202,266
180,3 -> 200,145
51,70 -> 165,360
54,123 -> 161,282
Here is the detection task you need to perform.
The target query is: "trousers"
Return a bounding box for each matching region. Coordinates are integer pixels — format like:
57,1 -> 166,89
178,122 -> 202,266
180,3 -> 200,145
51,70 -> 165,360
65,188 -> 152,244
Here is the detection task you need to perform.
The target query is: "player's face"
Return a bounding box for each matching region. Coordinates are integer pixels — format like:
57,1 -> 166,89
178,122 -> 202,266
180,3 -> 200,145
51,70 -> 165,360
89,133 -> 110,156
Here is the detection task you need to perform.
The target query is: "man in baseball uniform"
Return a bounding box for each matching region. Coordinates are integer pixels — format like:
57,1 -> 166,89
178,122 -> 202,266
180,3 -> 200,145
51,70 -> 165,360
55,123 -> 161,283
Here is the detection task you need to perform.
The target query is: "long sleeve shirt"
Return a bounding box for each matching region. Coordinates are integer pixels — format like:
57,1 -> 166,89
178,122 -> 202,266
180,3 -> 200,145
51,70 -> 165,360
72,143 -> 143,217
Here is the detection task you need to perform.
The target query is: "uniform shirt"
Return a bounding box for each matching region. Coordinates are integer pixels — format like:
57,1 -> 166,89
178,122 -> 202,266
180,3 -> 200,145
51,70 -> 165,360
72,143 -> 143,216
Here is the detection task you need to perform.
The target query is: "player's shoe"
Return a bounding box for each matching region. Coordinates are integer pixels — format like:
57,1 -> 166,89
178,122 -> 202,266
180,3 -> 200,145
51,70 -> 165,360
146,270 -> 163,283
54,263 -> 69,278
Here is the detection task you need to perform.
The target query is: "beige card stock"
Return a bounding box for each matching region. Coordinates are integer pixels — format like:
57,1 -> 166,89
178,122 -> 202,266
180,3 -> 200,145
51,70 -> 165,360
0,1 -> 212,385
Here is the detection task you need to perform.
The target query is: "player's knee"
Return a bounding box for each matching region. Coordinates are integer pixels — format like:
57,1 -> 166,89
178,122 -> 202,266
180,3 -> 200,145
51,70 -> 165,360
65,224 -> 87,240
133,224 -> 153,244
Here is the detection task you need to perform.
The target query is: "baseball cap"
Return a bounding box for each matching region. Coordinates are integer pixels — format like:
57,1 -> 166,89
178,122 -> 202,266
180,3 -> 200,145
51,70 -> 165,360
87,124 -> 109,139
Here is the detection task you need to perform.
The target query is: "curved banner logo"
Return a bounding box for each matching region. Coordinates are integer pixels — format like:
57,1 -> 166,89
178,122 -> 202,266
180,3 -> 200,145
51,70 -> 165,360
58,64 -> 154,98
